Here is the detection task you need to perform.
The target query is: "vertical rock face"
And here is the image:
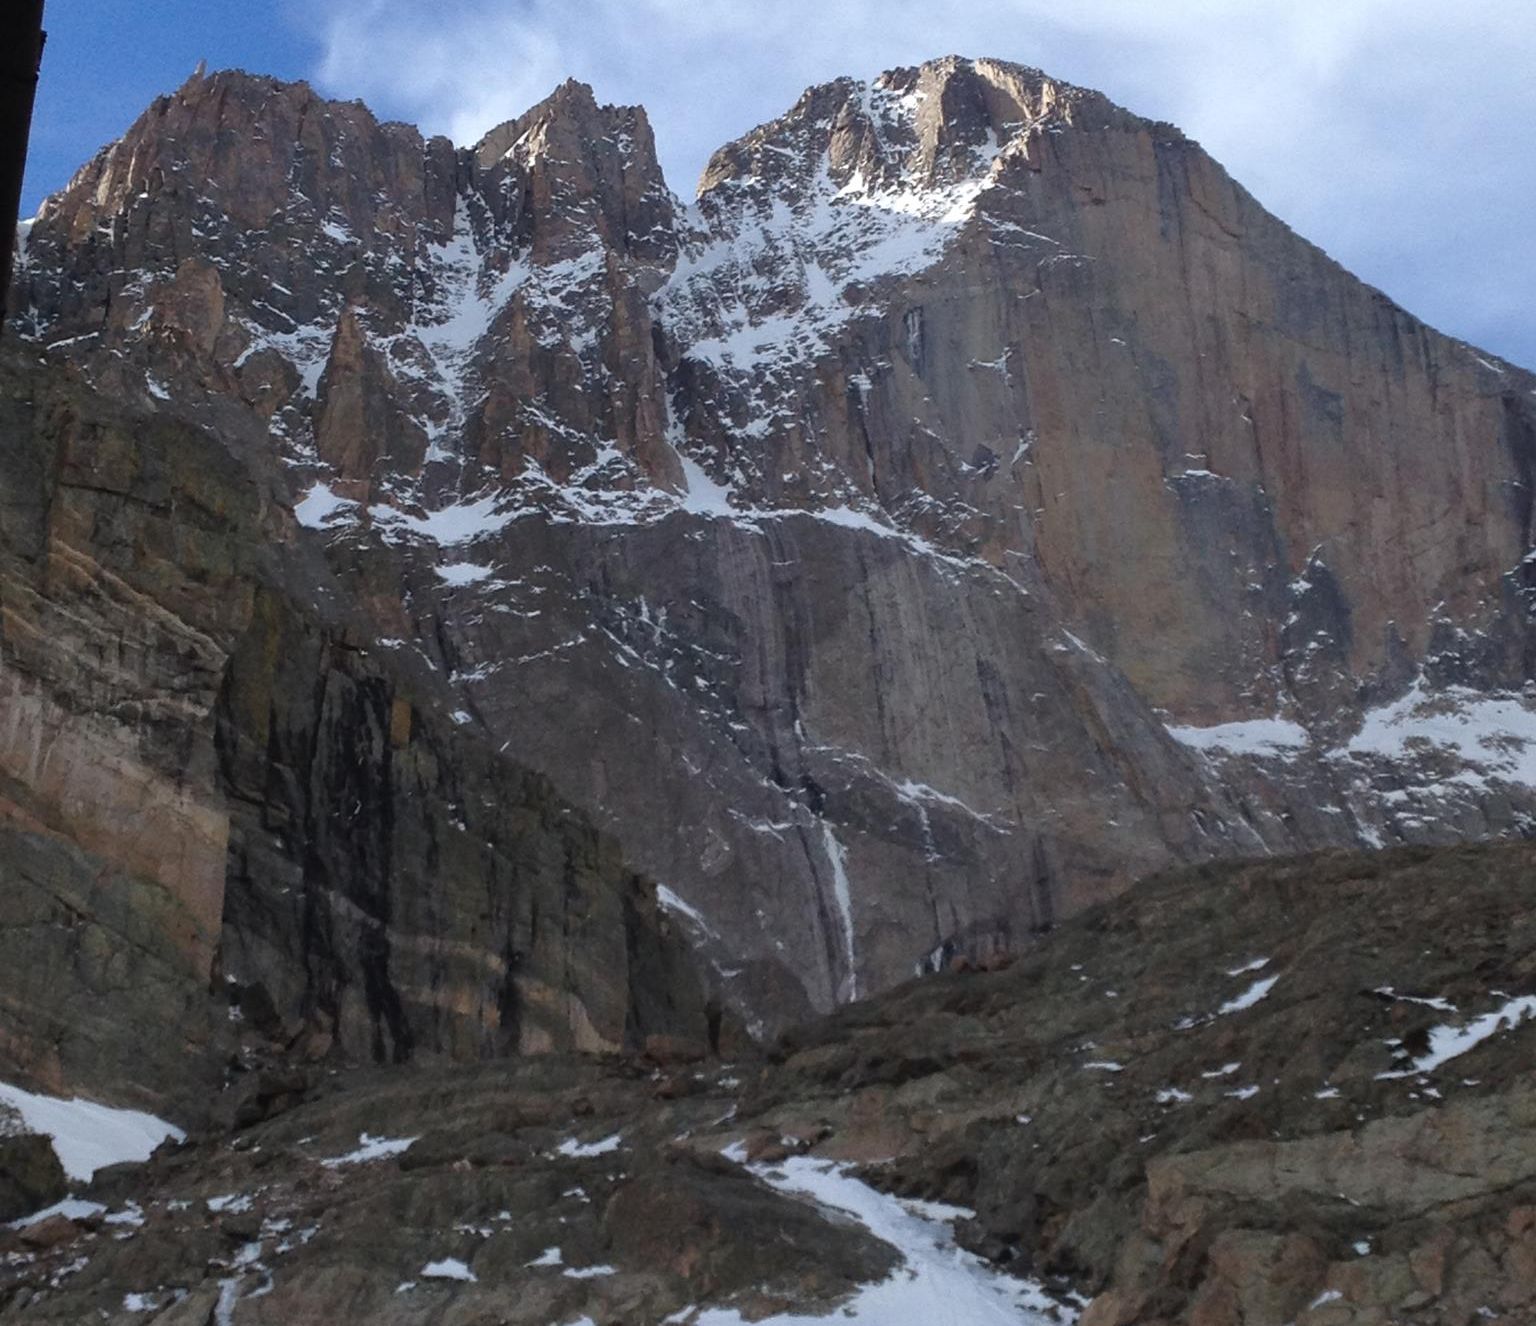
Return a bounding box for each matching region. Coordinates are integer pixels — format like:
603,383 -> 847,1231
0,354 -> 258,1112
313,304 -> 428,489
215,586 -> 708,1065
8,55 -> 1536,1042
666,54 -> 1536,719
0,346 -> 708,1113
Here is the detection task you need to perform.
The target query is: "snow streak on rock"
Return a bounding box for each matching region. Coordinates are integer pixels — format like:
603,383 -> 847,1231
820,823 -> 859,1003
1378,993 -> 1536,1079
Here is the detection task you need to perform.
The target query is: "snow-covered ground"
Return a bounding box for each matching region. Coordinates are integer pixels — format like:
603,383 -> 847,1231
0,1081 -> 184,1182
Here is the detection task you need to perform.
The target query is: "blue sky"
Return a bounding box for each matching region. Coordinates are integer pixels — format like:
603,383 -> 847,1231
23,1 -> 313,208
22,1 -> 1535,369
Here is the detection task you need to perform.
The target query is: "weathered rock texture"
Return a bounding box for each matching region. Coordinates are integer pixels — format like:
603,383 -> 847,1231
0,346 -> 709,1114
215,584 -> 709,1066
0,353 -> 258,1112
755,841 -> 1536,1324
5,841 -> 1536,1324
9,55 -> 1536,1035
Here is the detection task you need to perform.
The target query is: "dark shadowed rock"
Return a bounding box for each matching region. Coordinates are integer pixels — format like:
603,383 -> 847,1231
0,1134 -> 65,1223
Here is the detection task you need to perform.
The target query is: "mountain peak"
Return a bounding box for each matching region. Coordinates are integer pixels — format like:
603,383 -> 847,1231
472,78 -> 653,169
694,52 -> 1161,207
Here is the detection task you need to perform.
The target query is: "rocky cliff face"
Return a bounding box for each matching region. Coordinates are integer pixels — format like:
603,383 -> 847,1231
0,345 -> 709,1115
9,55 -> 1536,1040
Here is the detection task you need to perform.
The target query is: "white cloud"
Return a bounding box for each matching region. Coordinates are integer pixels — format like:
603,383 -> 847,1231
304,0 -> 1536,367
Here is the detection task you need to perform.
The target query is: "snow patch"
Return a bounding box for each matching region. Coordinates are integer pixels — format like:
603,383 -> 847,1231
1378,993 -> 1536,1079
1348,682 -> 1536,786
292,482 -> 358,530
420,1258 -> 477,1282
678,453 -> 738,517
697,1154 -> 1070,1325
556,1132 -> 623,1159
435,561 -> 493,586
1217,975 -> 1280,1016
1374,987 -> 1457,1013
320,1132 -> 417,1168
369,493 -> 517,545
10,1197 -> 106,1229
0,1081 -> 185,1182
1167,717 -> 1310,757
656,885 -> 719,939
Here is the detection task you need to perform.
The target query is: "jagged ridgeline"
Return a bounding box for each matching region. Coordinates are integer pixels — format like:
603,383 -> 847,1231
5,54 -> 1536,1101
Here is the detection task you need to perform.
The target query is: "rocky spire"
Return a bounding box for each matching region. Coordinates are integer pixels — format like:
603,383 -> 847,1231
472,78 -> 676,266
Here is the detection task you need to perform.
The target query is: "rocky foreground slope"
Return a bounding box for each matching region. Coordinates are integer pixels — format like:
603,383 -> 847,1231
8,56 -> 1536,1041
4,840 -> 1536,1325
